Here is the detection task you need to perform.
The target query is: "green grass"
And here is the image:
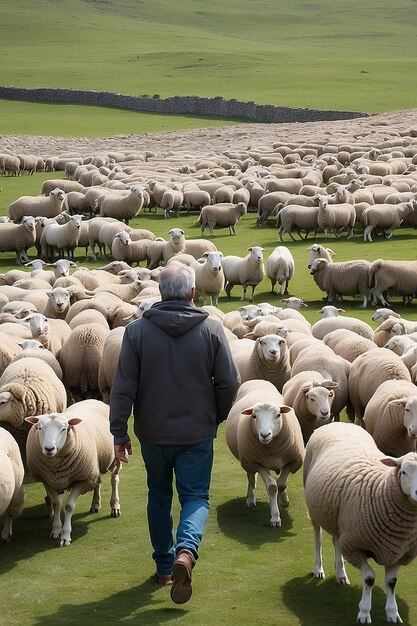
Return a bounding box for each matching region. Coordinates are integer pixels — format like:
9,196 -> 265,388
1,172 -> 417,624
1,0 -> 417,130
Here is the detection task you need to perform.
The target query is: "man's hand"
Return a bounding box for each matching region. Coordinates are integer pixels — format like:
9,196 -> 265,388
114,441 -> 133,463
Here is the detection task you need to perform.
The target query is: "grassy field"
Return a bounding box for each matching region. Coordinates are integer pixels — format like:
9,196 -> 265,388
1,172 -> 417,625
0,0 -> 417,138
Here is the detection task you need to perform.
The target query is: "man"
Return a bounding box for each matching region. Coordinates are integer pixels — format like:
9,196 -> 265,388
109,262 -> 240,604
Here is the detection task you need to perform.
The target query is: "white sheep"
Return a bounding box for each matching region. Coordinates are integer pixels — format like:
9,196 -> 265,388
318,305 -> 345,317
309,257 -> 371,308
311,315 -> 374,340
98,327 -> 125,404
322,328 -> 376,362
40,214 -> 83,260
146,228 -> 186,269
161,188 -> 184,219
371,307 -> 400,323
190,252 -> 225,306
229,334 -> 291,392
282,370 -> 338,443
306,243 -> 335,269
266,246 -> 294,295
0,427 -> 25,542
277,204 -> 319,242
384,334 -> 417,357
198,202 -> 247,236
317,195 -> 355,239
0,216 -> 36,265
225,379 -> 304,527
9,188 -> 66,223
223,246 -> 265,302
99,185 -> 145,224
111,231 -> 154,266
304,421 -> 417,624
362,200 -> 416,242
369,259 -> 417,307
25,400 -> 121,546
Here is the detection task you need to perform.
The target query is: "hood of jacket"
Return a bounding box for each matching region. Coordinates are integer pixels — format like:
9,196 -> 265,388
143,300 -> 208,336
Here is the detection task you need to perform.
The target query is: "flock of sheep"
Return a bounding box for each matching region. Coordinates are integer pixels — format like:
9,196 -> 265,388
2,119 -> 417,623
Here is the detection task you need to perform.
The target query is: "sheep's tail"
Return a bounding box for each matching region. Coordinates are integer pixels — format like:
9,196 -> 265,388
369,259 -> 383,288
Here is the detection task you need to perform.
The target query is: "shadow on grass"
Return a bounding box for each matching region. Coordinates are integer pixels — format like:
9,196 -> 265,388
216,496 -> 295,550
31,577 -> 187,626
281,574 -> 410,626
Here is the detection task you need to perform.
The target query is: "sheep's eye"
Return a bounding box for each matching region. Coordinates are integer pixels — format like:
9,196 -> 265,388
329,391 -> 334,397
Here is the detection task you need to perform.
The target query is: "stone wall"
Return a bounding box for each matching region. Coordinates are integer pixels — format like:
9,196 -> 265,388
0,86 -> 368,123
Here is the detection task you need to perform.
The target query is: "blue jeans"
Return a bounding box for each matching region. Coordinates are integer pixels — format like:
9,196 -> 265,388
140,439 -> 214,575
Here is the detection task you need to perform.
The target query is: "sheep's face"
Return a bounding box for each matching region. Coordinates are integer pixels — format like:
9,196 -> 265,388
372,308 -> 396,323
301,382 -> 337,422
205,252 -> 223,273
391,397 -> 417,439
49,288 -> 70,312
282,296 -> 308,310
256,335 -> 286,363
244,402 -> 292,444
26,313 -> 49,337
53,259 -> 76,277
22,216 -> 36,230
115,231 -> 131,246
248,246 -> 265,263
169,228 -> 185,244
25,414 -> 82,457
71,216 -> 83,229
0,391 -> 14,421
238,304 -> 262,321
397,455 -> 417,502
319,306 -> 345,318
309,259 -> 327,275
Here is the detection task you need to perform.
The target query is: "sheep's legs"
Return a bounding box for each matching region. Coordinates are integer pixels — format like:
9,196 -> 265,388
110,459 -> 122,517
61,483 -> 84,547
277,464 -> 291,507
246,471 -> 257,508
357,560 -> 375,624
332,534 -> 350,584
46,486 -> 63,540
384,564 -> 402,624
90,479 -> 102,513
255,465 -> 280,527
311,519 -> 325,579
1,485 -> 25,543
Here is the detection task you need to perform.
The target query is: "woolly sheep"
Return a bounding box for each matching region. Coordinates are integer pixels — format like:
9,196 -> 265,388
25,400 -> 121,546
369,259 -> 417,306
99,185 -> 144,224
309,257 -> 371,308
146,228 -> 186,269
384,334 -> 417,357
225,379 -> 304,527
182,188 -> 211,214
0,427 -> 25,542
362,200 -> 416,242
111,231 -> 154,266
9,188 -> 66,223
372,316 -> 406,347
317,195 -> 355,240
306,243 -> 335,269
161,188 -> 184,219
304,421 -> 417,624
59,322 -> 110,402
0,216 -> 36,265
318,305 -> 346,317
182,237 -> 217,260
40,214 -> 83,260
266,246 -> 294,296
190,252 -> 225,306
98,327 -> 125,404
223,246 -> 265,302
22,312 -> 72,356
229,334 -> 291,392
11,342 -> 63,380
371,307 -> 400,323
277,204 -> 319,242
322,328 -> 376,362
282,371 -> 338,443
348,347 -> 411,424
41,179 -> 84,196
198,202 -> 247,236
311,315 -> 374,340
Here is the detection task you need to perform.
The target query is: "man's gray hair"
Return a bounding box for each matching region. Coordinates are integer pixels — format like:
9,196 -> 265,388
159,262 -> 196,301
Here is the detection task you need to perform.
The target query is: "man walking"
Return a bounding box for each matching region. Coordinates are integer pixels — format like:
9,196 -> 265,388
109,262 -> 240,604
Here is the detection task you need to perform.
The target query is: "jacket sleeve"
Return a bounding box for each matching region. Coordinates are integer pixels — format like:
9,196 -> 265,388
109,325 -> 141,444
212,325 -> 241,424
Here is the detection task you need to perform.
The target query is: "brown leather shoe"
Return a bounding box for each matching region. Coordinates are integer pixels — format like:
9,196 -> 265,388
154,572 -> 173,586
170,550 -> 194,604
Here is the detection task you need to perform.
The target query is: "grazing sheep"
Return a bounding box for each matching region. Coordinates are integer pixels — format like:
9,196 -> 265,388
64,191 -> 92,217
225,379 -> 304,527
59,322 -> 110,402
306,243 -> 335,269
309,257 -> 371,308
41,179 -> 84,196
0,427 -> 25,542
223,246 -> 265,302
198,202 -> 247,236
266,246 -> 294,295
317,195 -> 355,240
0,216 -> 36,265
99,185 -> 144,224
282,371 -> 338,443
348,347 -> 411,424
363,379 -> 417,457
183,188 -> 211,214
304,421 -> 417,624
9,188 -> 66,223
369,259 -> 417,307
98,327 -> 125,404
311,315 -> 374,340
229,334 -> 291,392
40,214 -> 83,260
362,200 -> 416,242
25,400 -> 121,546
160,188 -> 184,219
322,328 -> 376,362
190,252 -> 225,306
277,204 -> 319,242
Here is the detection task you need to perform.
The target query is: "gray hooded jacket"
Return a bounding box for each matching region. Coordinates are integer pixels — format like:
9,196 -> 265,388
109,300 -> 240,445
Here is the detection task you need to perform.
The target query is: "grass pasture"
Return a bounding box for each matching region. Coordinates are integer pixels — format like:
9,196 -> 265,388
1,172 -> 417,624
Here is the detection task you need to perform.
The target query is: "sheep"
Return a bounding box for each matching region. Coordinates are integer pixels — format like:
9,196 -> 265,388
42,287 -> 72,319
98,327 -> 125,403
384,334 -> 417,357
182,188 -> 211,214
146,228 -> 186,269
362,200 -> 416,242
243,317 -> 289,340
182,237 -> 217,260
0,358 -> 67,453
11,341 -> 63,380
0,332 -> 22,377
189,252 -> 225,306
306,243 -> 335,269
229,334 -> 291,392
111,231 -> 154,266
99,185 -> 144,224
223,246 -> 265,302
25,400 -> 121,546
372,316 -> 406,347
282,371 -> 338,443
311,315 -> 374,340
40,214 -> 83,260
41,179 -> 84,196
369,259 -> 417,306
0,427 -> 25,542
309,257 -> 371,308
363,379 -> 417,457
318,305 -> 346,317
372,307 -> 400,323
198,202 -> 247,236
322,328 -> 376,362
0,216 -> 36,265
266,246 -> 294,296
9,188 -> 66,223
316,195 -> 355,239
22,312 -> 72,356
348,347 -> 411,424
68,309 -> 109,330
303,421 -> 417,624
160,188 -> 184,219
277,204 -> 319,242
59,322 -> 110,402
225,379 -> 304,527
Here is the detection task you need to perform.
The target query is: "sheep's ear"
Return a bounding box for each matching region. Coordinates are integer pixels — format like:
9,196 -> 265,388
68,418 -> 82,426
0,391 -> 13,404
202,252 -> 210,258
300,382 -> 313,393
241,408 -> 253,415
336,308 -> 345,313
243,332 -> 257,340
388,398 -> 407,408
279,405 -> 292,414
247,247 -> 253,251
321,380 -> 338,389
327,249 -> 336,256
380,457 -> 402,467
25,416 -> 40,424
280,299 -> 289,304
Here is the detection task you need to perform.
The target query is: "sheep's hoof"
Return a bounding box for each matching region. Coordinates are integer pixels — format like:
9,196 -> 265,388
270,519 -> 281,528
111,508 -> 121,518
336,576 -> 350,586
313,570 -> 325,579
0,536 -> 9,546
50,531 -> 61,539
59,538 -> 71,548
90,505 -> 100,514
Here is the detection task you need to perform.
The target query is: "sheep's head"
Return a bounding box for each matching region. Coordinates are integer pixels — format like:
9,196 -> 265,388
300,380 -> 338,422
256,334 -> 287,363
247,246 -> 265,263
309,258 -> 328,275
25,413 -> 82,457
241,402 -> 292,444
168,228 -> 185,244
